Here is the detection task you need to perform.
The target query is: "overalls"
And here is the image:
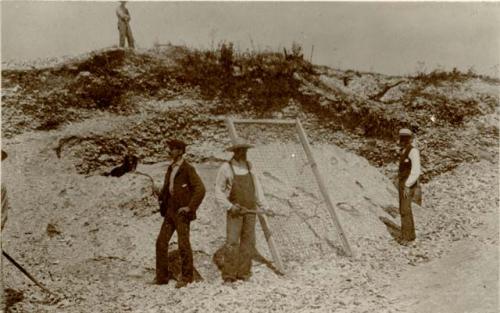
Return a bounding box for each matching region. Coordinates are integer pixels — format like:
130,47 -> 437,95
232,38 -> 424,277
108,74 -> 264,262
222,162 -> 257,281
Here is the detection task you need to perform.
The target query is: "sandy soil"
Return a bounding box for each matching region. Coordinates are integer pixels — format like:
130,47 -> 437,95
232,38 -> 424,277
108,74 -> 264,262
1,112 -> 498,313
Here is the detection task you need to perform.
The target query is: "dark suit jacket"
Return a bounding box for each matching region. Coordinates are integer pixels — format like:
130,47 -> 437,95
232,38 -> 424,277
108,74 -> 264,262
159,160 -> 205,221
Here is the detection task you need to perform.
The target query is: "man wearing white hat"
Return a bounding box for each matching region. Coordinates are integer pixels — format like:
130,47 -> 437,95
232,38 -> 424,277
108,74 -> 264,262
215,138 -> 267,283
398,128 -> 421,242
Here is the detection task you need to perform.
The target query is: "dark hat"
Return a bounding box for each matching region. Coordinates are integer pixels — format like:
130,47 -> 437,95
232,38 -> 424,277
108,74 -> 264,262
167,139 -> 187,150
1,150 -> 7,161
399,128 -> 413,137
226,138 -> 254,152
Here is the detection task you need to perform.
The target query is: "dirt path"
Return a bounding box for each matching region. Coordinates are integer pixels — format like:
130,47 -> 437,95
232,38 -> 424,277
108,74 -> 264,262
387,159 -> 499,313
2,110 -> 498,313
390,239 -> 498,313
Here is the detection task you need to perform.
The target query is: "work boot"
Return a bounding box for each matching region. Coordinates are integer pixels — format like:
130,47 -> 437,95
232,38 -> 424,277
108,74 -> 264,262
223,277 -> 236,284
175,280 -> 189,289
236,275 -> 251,282
155,275 -> 171,285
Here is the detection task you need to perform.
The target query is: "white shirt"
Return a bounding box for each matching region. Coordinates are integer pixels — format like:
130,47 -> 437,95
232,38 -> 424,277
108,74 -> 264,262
214,160 -> 267,211
168,157 -> 184,195
116,5 -> 130,22
405,148 -> 421,187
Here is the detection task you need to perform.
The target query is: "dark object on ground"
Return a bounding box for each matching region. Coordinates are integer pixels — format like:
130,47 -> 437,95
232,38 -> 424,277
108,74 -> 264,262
158,249 -> 203,283
103,154 -> 138,177
5,288 -> 24,310
46,224 -> 61,238
213,245 -> 284,276
368,80 -> 405,101
36,117 -> 65,131
2,250 -> 55,296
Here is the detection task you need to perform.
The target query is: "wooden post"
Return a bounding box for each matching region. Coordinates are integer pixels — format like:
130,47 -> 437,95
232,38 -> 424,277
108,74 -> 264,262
295,119 -> 354,257
230,118 -> 297,125
224,118 -> 286,274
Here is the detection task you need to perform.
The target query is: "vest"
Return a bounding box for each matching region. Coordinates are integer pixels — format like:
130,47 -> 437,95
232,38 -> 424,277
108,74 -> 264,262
398,145 -> 413,183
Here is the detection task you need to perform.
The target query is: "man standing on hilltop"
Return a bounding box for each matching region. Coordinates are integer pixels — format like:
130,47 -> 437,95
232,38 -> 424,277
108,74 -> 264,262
116,1 -> 135,49
398,128 -> 421,243
215,138 -> 267,283
156,139 -> 206,288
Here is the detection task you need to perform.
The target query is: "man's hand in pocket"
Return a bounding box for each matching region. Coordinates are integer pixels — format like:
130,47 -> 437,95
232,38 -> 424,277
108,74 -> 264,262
178,206 -> 190,215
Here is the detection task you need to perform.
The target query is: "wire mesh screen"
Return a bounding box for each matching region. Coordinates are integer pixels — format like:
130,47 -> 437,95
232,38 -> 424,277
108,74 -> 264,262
230,121 -> 342,265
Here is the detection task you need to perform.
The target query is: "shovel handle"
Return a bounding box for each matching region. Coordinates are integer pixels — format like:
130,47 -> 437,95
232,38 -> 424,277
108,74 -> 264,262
2,250 -> 55,295
240,208 -> 284,217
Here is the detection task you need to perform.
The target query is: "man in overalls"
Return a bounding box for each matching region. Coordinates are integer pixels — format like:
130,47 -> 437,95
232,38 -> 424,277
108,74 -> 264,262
398,128 -> 421,242
215,138 -> 267,283
116,1 -> 135,49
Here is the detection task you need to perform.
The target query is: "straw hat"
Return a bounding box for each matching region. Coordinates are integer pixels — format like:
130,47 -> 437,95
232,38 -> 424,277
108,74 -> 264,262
226,138 -> 254,152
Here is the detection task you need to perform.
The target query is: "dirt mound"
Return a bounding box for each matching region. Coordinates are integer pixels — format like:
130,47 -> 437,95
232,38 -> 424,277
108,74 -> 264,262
1,47 -> 189,137
2,99 -> 498,312
2,44 -> 498,184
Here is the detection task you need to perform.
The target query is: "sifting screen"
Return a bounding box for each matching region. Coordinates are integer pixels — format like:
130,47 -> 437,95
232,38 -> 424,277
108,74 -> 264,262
230,121 -> 343,265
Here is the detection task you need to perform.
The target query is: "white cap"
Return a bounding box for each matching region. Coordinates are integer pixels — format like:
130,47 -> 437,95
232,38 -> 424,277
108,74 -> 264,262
399,128 -> 413,137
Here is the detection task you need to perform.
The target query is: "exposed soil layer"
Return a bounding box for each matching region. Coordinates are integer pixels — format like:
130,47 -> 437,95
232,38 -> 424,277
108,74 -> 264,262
2,46 -> 499,182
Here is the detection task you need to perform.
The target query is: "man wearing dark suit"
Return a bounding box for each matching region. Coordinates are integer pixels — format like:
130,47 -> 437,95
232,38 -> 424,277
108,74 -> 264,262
156,139 -> 206,288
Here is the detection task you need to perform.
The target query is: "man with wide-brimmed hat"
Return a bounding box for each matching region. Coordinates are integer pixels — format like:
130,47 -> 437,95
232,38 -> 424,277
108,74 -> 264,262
398,128 -> 421,242
1,150 -> 9,310
215,138 -> 267,283
156,139 -> 206,288
116,1 -> 135,48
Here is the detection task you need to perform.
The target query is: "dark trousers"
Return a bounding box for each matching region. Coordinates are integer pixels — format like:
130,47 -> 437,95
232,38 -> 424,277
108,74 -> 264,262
398,184 -> 416,241
222,213 -> 256,281
156,214 -> 193,283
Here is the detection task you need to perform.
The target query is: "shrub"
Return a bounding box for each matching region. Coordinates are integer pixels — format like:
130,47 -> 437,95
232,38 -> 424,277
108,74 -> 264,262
414,68 -> 471,86
174,42 -> 314,114
36,117 -> 65,131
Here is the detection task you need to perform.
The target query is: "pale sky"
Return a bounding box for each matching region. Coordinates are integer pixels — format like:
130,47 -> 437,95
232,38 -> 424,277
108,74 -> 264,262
1,1 -> 499,77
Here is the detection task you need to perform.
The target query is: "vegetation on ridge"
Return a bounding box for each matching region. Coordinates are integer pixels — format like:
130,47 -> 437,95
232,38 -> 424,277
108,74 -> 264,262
2,43 -> 498,182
